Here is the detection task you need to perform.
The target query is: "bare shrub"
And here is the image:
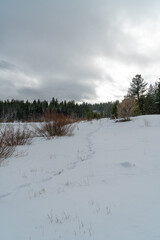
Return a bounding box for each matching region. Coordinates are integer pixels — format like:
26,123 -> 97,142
0,126 -> 14,165
0,124 -> 33,165
32,111 -> 76,139
2,125 -> 32,146
0,138 -> 15,165
117,97 -> 136,121
143,118 -> 150,127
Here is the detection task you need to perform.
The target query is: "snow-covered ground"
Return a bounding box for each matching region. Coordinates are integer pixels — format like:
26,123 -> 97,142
0,115 -> 160,240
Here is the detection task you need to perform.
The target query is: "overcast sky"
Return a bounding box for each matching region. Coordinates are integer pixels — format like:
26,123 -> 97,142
1,0 -> 160,103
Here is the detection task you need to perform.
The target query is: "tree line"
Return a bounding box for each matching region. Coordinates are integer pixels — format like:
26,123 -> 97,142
0,98 -> 112,122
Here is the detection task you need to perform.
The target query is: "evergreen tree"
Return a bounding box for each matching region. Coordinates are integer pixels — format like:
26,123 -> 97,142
145,84 -> 156,114
128,74 -> 147,114
155,81 -> 160,114
128,74 -> 147,101
111,100 -> 119,119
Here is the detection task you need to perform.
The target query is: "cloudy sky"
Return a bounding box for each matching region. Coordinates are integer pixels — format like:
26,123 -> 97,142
1,0 -> 160,103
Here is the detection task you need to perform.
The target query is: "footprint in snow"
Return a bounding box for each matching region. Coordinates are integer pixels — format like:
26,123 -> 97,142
42,177 -> 53,182
17,183 -> 31,189
0,192 -> 12,199
120,162 -> 136,168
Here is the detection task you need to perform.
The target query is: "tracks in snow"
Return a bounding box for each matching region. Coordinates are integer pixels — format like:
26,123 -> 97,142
68,120 -> 103,168
0,120 -> 104,200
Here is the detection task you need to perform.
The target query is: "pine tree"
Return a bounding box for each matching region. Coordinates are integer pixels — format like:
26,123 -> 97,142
128,74 -> 147,101
111,100 -> 119,119
145,84 -> 156,114
128,74 -> 147,114
155,81 -> 160,113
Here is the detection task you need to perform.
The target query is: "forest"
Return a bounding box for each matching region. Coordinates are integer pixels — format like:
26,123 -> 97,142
0,98 -> 112,122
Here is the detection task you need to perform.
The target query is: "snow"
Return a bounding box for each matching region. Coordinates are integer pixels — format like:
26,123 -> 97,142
0,115 -> 160,240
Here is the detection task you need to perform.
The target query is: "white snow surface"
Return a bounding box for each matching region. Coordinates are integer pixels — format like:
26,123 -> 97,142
0,115 -> 160,240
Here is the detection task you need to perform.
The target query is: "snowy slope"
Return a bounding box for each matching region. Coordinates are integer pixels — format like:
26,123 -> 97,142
0,115 -> 160,240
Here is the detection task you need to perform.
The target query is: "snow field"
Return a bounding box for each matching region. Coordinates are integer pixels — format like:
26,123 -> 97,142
0,115 -> 160,240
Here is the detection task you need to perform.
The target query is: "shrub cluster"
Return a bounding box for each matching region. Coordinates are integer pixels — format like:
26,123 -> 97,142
0,111 -> 76,164
32,111 -> 75,139
0,125 -> 32,165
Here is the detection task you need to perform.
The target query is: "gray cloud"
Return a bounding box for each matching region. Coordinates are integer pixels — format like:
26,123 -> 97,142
1,0 -> 160,102
18,79 -> 96,102
0,60 -> 16,71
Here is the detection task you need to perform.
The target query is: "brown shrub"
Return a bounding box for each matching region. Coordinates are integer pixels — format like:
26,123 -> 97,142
0,124 -> 32,165
0,132 -> 15,165
33,111 -> 76,139
3,125 -> 32,146
117,97 -> 136,121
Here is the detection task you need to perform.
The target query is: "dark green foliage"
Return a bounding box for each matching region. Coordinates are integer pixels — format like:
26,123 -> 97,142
133,103 -> 141,116
0,99 -> 113,122
111,100 -> 119,119
127,76 -> 160,116
142,81 -> 160,115
91,102 -> 112,118
144,84 -> 156,114
128,74 -> 147,101
87,110 -> 94,120
128,74 -> 147,113
155,81 -> 160,114
138,95 -> 146,115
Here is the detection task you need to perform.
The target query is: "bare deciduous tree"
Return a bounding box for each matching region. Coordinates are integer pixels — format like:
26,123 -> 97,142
117,97 -> 136,121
